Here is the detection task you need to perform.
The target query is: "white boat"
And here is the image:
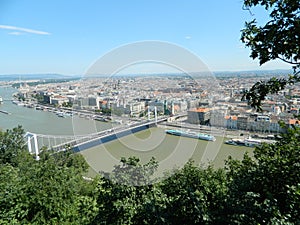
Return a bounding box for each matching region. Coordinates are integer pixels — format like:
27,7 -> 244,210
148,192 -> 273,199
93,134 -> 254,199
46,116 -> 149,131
165,129 -> 216,141
17,102 -> 25,106
225,137 -> 268,147
244,138 -> 262,147
0,110 -> 11,115
56,112 -> 66,118
225,138 -> 246,146
12,100 -> 25,106
0,97 -> 3,104
64,111 -> 73,116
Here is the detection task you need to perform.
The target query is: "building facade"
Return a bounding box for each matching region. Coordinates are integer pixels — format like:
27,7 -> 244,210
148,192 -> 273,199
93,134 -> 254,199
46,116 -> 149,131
187,108 -> 210,125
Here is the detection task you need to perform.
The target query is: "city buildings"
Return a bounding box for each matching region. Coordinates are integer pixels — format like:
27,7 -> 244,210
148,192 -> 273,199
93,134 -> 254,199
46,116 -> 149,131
14,73 -> 300,134
187,108 -> 210,125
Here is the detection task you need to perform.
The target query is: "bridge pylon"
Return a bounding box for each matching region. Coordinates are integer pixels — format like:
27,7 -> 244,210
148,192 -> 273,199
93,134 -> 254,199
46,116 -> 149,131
154,106 -> 157,125
147,106 -> 158,124
25,132 -> 40,160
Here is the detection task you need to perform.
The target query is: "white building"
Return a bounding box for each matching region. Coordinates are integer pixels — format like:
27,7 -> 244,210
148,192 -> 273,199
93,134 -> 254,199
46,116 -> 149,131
50,96 -> 69,106
126,101 -> 146,117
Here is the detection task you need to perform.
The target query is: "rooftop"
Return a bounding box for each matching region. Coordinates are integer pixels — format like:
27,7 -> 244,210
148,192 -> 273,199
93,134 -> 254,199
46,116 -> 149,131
189,108 -> 210,113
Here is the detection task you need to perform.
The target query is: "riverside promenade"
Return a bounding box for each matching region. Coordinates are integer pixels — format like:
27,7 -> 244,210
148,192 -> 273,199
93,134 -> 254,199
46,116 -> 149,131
159,121 -> 277,140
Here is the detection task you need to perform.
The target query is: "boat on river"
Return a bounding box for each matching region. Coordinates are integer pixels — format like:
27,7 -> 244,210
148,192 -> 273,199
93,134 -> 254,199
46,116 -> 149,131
225,138 -> 247,146
64,111 -> 73,117
244,138 -> 262,147
165,129 -> 216,141
0,109 -> 11,115
225,137 -> 265,147
56,111 -> 66,118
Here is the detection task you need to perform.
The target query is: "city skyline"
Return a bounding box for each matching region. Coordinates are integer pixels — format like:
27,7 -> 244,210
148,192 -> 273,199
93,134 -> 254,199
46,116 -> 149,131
0,0 -> 292,75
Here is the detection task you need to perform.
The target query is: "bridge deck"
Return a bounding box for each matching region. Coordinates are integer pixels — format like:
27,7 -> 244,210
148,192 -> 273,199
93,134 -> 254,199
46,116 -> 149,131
24,114 -> 191,157
54,119 -> 166,152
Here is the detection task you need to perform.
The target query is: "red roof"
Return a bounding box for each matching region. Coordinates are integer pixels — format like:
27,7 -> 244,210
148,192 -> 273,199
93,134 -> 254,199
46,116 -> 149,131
289,119 -> 300,125
190,108 -> 210,112
225,115 -> 237,120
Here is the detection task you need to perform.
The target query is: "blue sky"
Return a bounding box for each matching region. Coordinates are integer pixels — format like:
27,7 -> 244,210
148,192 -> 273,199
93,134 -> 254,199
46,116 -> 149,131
0,0 -> 291,75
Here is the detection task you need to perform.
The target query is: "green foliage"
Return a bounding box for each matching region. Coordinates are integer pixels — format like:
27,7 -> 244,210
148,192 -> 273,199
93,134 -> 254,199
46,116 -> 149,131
0,128 -> 98,224
49,149 -> 89,173
225,127 -> 300,224
92,157 -> 159,224
62,101 -> 73,108
241,0 -> 300,110
159,160 -> 228,225
242,75 -> 300,111
92,159 -> 229,225
0,125 -> 27,166
32,93 -> 44,103
1,125 -> 300,224
242,0 -> 300,66
7,154 -> 97,224
101,108 -> 112,115
238,2 -> 300,221
18,96 -> 25,101
108,156 -> 158,186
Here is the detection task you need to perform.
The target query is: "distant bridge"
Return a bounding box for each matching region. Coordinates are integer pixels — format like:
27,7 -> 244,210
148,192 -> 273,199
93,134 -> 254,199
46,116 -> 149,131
24,117 -> 169,159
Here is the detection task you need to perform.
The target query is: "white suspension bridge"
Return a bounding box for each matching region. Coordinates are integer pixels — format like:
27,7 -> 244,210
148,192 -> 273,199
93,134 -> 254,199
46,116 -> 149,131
24,117 -> 170,160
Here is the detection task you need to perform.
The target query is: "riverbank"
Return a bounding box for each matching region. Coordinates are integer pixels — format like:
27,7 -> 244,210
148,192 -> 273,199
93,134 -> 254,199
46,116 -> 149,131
159,121 -> 277,140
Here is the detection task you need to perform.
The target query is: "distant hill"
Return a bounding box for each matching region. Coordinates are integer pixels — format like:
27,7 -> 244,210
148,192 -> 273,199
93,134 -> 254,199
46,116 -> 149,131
0,69 -> 293,81
0,74 -> 81,81
213,69 -> 293,78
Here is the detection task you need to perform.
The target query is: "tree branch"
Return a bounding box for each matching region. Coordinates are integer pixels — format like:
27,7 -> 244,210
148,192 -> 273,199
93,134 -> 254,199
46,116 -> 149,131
278,56 -> 300,65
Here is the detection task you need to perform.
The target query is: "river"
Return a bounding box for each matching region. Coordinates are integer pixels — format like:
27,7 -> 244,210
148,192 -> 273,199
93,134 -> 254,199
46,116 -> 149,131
0,86 -> 252,176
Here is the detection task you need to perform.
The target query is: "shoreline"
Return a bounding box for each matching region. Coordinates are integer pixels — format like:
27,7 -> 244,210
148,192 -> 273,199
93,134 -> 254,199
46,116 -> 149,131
159,122 -> 277,140
13,98 -> 278,141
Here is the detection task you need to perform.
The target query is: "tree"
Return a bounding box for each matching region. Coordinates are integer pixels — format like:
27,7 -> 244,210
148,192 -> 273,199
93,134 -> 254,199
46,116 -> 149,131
234,3 -> 300,220
241,0 -> 300,110
32,93 -> 44,103
225,127 -> 300,224
62,101 -> 73,108
101,108 -> 112,115
92,157 -> 159,224
0,151 -> 98,224
0,127 -> 98,224
92,158 -> 229,225
159,160 -> 228,225
0,126 -> 28,166
236,3 -> 300,221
